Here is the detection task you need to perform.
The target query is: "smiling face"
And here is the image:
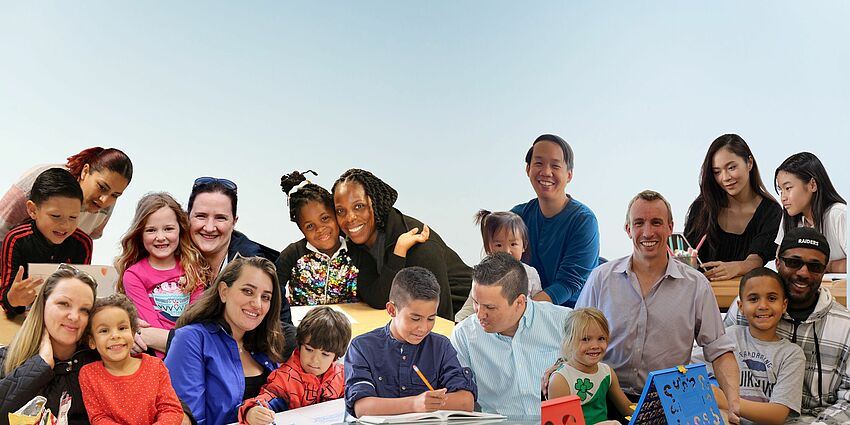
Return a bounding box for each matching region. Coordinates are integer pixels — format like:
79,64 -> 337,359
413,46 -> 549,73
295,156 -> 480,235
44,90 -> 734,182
78,166 -> 129,213
299,200 -> 341,256
776,170 -> 817,218
44,278 -> 94,357
471,282 -> 526,337
488,227 -> 525,261
387,299 -> 438,345
299,339 -> 337,376
525,140 -> 572,202
88,306 -> 134,366
625,198 -> 673,264
27,196 -> 82,245
333,181 -> 378,248
219,265 -> 273,337
142,206 -> 180,268
777,247 -> 828,310
738,276 -> 786,339
712,148 -> 752,198
189,192 -> 237,258
570,321 -> 608,373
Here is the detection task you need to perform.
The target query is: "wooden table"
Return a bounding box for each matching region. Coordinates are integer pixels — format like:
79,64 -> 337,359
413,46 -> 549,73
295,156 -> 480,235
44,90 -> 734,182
712,279 -> 846,309
0,303 -> 455,347
0,309 -> 24,346
290,302 -> 455,338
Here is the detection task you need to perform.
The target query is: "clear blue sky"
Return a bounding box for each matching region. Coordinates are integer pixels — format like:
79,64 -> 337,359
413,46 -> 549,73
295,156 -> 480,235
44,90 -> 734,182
1,1 -> 848,265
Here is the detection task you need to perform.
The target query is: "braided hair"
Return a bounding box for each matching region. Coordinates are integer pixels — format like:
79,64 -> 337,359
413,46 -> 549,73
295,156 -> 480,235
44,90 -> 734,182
280,170 -> 334,225
332,169 -> 398,231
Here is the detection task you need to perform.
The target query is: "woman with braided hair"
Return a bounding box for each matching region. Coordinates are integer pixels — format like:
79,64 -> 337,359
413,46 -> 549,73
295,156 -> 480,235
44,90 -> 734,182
332,169 -> 472,319
277,170 -> 360,306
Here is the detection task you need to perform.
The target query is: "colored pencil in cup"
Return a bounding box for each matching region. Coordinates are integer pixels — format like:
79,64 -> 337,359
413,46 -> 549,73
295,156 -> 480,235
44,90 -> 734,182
412,364 -> 435,391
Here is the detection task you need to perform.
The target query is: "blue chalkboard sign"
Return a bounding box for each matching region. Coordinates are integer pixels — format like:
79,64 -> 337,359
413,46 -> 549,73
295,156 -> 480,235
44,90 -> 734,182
628,364 -> 723,425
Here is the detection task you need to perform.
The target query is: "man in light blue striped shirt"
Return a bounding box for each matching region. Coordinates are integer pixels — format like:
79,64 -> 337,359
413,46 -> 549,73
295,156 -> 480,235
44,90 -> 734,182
451,253 -> 571,416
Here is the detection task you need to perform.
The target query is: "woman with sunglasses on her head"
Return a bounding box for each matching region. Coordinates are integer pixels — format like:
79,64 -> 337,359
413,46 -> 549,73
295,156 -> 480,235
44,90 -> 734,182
775,152 -> 846,273
166,256 -> 289,425
187,177 -> 279,274
186,177 -> 293,328
684,134 -> 782,281
0,265 -> 97,424
0,147 -> 133,242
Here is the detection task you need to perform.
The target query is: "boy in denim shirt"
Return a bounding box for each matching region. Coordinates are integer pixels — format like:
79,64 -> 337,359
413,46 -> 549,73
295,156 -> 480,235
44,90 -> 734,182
345,266 -> 476,418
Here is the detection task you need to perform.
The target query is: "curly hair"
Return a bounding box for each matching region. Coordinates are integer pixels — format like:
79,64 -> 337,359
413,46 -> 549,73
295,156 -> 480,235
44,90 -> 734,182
115,192 -> 212,295
332,169 -> 398,230
90,293 -> 140,334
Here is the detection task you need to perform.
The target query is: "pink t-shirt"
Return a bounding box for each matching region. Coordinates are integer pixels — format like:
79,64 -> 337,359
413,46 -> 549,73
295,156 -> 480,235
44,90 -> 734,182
122,258 -> 203,330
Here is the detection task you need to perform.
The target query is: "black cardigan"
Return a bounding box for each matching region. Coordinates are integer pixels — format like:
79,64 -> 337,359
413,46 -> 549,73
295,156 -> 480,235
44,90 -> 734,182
347,208 -> 472,320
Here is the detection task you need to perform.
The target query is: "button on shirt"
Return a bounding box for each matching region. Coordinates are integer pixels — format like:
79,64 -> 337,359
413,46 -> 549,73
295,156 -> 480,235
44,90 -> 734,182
344,323 -> 477,417
575,255 -> 735,395
166,322 -> 278,425
451,301 -> 570,416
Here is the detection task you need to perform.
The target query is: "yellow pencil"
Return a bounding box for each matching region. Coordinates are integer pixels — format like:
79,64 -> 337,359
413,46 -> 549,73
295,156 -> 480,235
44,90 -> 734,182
412,364 -> 435,391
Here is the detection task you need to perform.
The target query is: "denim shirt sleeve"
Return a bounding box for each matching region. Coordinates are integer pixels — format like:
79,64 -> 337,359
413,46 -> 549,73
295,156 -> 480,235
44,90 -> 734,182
166,326 -> 208,424
344,338 -> 378,417
437,341 -> 477,399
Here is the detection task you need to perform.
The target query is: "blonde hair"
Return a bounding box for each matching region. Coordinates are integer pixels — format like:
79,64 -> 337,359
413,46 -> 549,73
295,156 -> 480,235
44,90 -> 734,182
560,307 -> 610,361
114,192 -> 211,295
4,267 -> 97,375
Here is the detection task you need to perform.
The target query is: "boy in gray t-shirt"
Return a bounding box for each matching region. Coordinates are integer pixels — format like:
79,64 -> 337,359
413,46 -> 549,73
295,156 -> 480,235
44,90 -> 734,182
694,268 -> 805,425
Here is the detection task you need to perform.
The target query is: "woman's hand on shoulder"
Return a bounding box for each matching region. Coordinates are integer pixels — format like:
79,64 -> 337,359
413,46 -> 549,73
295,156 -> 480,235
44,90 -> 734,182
38,328 -> 54,368
393,225 -> 430,258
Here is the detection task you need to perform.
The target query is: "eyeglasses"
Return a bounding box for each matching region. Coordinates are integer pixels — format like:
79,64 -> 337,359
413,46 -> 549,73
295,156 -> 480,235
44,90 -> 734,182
780,257 -> 826,274
193,177 -> 237,191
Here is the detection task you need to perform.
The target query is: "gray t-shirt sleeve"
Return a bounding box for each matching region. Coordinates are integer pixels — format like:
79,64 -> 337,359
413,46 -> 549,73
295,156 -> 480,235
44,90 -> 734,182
730,325 -> 805,416
768,342 -> 806,415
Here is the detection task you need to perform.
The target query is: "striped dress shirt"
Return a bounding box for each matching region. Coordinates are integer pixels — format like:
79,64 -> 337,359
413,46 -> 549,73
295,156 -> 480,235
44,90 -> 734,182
451,300 -> 570,416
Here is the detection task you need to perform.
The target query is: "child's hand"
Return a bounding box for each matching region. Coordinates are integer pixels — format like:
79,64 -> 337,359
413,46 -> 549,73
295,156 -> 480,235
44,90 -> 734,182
412,388 -> 447,412
393,225 -> 430,258
7,266 -> 43,308
38,327 -> 54,368
244,406 -> 275,425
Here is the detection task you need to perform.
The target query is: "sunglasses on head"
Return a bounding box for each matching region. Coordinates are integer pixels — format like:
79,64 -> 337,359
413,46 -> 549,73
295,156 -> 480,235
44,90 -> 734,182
57,263 -> 98,288
193,177 -> 237,191
780,256 -> 826,274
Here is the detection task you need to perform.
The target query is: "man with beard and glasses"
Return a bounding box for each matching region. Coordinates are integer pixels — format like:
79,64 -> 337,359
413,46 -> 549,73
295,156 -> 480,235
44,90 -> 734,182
725,227 -> 850,424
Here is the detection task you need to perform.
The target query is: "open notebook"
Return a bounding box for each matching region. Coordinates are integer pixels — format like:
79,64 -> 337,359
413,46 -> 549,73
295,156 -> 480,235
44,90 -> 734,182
358,411 -> 505,424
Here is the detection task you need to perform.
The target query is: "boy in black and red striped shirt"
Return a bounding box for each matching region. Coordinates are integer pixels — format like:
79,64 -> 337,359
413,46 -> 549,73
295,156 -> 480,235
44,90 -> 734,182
1,168 -> 92,317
